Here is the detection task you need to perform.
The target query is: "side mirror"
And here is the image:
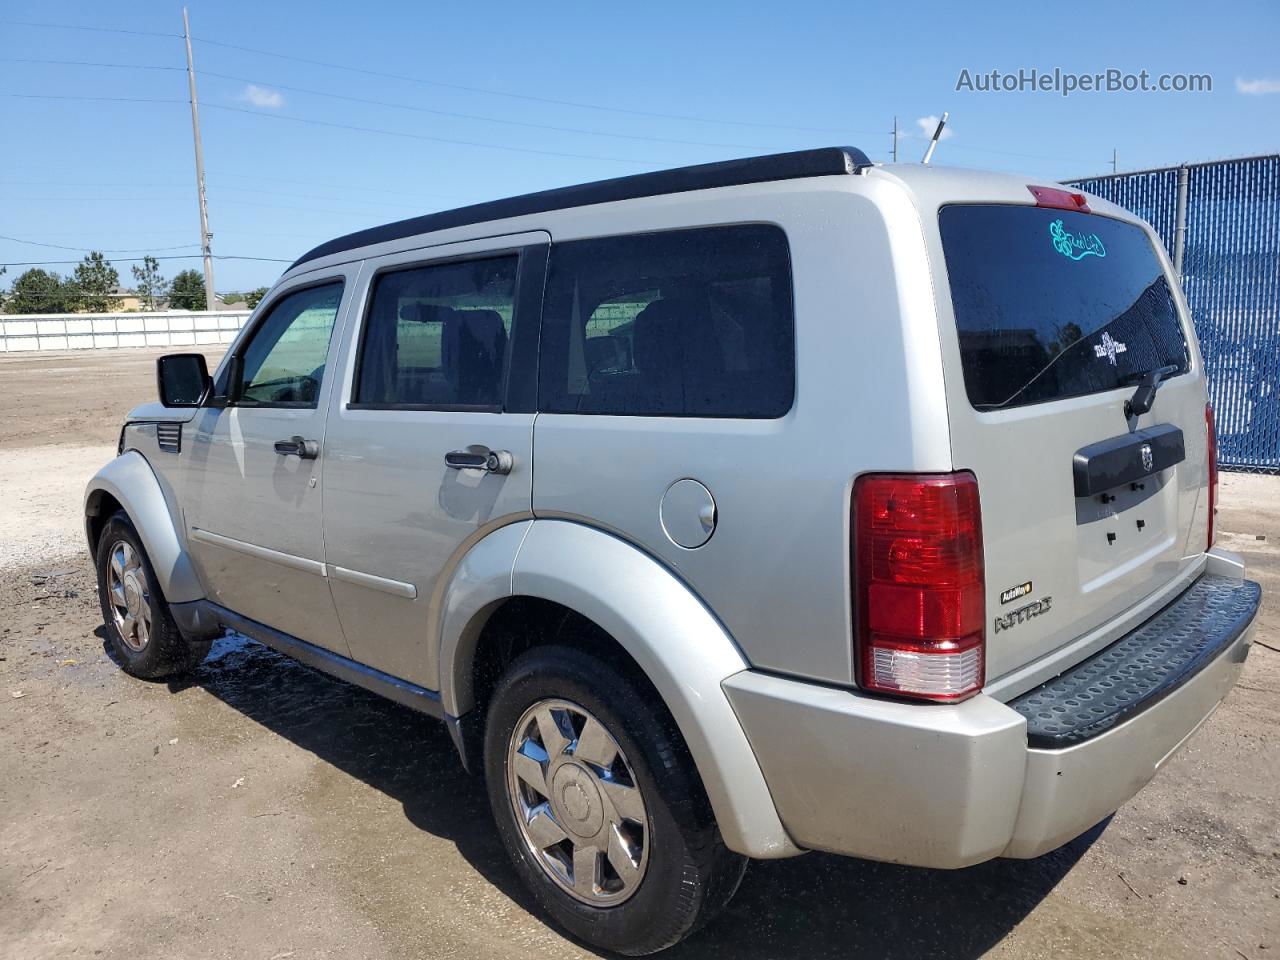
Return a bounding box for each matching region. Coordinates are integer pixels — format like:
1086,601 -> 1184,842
156,353 -> 211,407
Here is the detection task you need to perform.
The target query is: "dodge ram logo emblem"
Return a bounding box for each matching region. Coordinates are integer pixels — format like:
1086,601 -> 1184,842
1140,443 -> 1154,472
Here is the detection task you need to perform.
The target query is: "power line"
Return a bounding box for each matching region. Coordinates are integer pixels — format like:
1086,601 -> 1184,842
3,92 -> 668,166
0,57 -> 182,71
207,169 -> 476,202
202,102 -> 662,165
2,254 -> 293,267
0,16 -> 863,136
0,234 -> 200,253
0,18 -> 182,39
2,55 -> 777,150
192,35 -> 860,136
0,178 -> 460,211
197,69 -> 771,151
0,180 -> 187,189
2,93 -> 185,104
933,140 -> 1097,164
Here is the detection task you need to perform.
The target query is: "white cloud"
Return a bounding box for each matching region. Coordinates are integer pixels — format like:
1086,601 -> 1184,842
915,114 -> 954,140
239,84 -> 284,109
1236,76 -> 1280,95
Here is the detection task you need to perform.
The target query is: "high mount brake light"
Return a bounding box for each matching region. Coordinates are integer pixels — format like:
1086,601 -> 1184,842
852,472 -> 986,702
1028,185 -> 1091,213
1206,403 -> 1218,550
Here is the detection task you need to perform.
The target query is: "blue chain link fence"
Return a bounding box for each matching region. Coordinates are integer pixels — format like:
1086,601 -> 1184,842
1069,155 -> 1280,473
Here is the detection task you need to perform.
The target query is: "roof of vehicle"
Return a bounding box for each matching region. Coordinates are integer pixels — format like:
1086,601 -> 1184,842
868,163 -> 1134,223
290,145 -> 873,269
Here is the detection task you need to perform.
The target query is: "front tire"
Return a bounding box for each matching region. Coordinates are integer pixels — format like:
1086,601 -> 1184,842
484,646 -> 745,955
95,511 -> 210,679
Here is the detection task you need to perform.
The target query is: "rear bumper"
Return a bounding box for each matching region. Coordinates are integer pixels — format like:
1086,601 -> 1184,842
722,566 -> 1260,868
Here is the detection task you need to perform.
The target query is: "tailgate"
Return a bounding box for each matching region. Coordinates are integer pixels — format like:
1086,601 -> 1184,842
932,202 -> 1211,683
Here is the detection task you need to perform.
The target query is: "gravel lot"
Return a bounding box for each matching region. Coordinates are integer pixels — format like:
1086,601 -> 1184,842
1,346 -> 1277,960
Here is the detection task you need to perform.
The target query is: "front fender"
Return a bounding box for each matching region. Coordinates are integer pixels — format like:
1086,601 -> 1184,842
83,451 -> 205,603
505,520 -> 801,859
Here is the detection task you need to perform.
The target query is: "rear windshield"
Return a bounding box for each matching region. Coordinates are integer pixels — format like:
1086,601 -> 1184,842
939,205 -> 1190,410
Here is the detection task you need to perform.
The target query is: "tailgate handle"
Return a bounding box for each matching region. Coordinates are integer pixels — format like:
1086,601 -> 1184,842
1072,424 -> 1185,498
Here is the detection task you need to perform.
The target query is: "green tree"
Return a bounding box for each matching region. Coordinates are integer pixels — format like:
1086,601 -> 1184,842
6,268 -> 75,314
168,269 -> 206,310
130,255 -> 165,311
73,251 -> 120,313
245,286 -> 269,309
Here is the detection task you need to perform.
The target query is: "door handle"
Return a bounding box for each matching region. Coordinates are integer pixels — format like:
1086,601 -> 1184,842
445,447 -> 514,475
274,436 -> 320,459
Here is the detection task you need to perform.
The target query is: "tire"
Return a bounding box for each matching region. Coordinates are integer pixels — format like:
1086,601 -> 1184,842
95,511 -> 211,679
484,645 -> 746,955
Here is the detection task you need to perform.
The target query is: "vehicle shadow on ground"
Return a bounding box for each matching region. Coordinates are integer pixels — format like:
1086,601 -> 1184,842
159,632 -> 1100,960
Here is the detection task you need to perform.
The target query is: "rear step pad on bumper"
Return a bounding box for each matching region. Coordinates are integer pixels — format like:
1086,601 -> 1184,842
1010,574 -> 1261,748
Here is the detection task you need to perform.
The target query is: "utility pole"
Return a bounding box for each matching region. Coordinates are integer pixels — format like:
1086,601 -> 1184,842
891,116 -> 899,163
1111,148 -> 1118,175
182,6 -> 215,312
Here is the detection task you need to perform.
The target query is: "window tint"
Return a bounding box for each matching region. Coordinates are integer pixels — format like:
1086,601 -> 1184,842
355,256 -> 518,408
239,282 -> 343,407
538,225 -> 793,418
939,205 -> 1190,410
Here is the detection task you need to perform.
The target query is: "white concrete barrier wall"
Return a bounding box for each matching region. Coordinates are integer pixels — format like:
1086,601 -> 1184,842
0,311 -> 251,352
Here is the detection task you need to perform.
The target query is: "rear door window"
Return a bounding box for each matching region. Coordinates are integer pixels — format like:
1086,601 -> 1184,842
938,205 -> 1190,410
537,225 -> 794,418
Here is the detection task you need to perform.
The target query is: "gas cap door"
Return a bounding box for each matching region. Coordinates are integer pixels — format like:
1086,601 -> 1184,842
660,479 -> 717,549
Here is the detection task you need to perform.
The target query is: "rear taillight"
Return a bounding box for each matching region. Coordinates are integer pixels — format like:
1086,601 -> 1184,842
1206,403 -> 1218,550
1028,185 -> 1091,212
853,472 -> 985,702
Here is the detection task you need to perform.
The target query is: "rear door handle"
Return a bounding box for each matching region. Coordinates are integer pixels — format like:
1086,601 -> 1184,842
274,436 -> 320,459
445,447 -> 513,475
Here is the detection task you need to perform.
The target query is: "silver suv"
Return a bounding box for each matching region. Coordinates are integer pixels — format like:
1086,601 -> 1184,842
86,147 -> 1262,955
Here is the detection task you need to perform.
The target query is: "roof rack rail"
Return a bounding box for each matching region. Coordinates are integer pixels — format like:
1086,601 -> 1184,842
291,145 -> 872,269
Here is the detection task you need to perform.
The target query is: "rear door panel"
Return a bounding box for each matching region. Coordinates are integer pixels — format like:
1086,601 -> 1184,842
319,232 -> 547,689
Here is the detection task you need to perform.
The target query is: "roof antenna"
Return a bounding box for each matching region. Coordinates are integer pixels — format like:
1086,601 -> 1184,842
922,111 -> 949,164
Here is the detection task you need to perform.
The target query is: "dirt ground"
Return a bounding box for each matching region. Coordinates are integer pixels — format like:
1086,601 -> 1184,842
1,346 -> 1277,960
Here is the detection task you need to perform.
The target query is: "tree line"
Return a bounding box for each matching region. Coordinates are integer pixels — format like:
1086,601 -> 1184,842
0,253 -> 268,314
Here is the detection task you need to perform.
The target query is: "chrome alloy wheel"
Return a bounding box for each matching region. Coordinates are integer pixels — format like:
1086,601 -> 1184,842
507,698 -> 649,906
106,540 -> 152,652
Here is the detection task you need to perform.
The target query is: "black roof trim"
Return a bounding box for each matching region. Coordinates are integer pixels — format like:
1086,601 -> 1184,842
290,146 -> 871,269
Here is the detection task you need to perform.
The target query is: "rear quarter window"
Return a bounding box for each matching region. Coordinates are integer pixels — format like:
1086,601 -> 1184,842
939,205 -> 1190,410
537,224 -> 794,418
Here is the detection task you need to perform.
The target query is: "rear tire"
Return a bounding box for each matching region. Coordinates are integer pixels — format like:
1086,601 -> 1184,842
95,511 -> 210,679
484,645 -> 745,955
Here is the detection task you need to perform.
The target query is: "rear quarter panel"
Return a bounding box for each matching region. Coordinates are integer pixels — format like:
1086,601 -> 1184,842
530,176 -> 952,684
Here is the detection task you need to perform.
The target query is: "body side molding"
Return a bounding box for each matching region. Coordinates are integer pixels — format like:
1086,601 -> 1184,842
188,527 -> 326,577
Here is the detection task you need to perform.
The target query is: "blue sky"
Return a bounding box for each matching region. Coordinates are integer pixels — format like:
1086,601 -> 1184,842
2,0 -> 1277,293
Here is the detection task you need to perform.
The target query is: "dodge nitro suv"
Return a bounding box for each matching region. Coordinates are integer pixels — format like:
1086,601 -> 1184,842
86,147 -> 1261,955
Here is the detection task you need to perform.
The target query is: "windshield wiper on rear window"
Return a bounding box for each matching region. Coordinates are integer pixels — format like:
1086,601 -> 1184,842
1122,363 -> 1181,418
